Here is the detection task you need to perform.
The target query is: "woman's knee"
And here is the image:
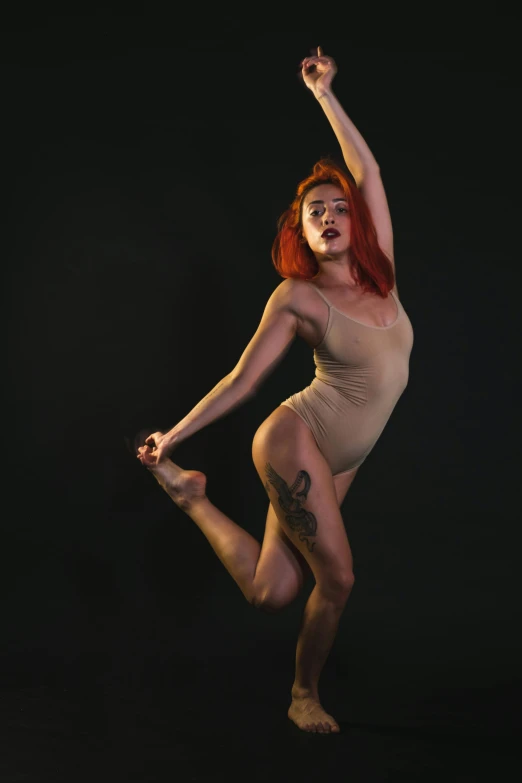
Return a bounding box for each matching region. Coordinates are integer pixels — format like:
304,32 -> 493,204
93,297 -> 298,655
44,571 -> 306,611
250,577 -> 303,613
250,552 -> 305,614
317,568 -> 355,605
252,568 -> 354,613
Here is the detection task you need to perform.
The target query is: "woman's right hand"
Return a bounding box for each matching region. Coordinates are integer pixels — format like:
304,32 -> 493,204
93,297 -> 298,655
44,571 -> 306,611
137,429 -> 178,465
301,46 -> 337,99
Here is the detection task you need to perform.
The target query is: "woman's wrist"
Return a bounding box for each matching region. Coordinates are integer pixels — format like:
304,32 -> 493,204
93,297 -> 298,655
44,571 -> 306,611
166,426 -> 185,447
315,88 -> 334,101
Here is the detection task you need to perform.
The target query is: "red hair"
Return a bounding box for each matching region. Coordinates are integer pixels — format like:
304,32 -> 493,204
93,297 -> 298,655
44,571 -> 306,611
271,158 -> 395,297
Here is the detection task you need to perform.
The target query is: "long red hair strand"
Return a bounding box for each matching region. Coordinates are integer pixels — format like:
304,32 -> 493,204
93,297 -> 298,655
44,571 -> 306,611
271,159 -> 395,297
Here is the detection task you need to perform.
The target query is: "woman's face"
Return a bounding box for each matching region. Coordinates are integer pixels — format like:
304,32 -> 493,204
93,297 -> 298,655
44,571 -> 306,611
301,183 -> 351,258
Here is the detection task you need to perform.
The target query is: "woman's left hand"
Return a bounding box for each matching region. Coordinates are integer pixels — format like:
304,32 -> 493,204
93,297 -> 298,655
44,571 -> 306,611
136,429 -> 177,467
301,46 -> 337,99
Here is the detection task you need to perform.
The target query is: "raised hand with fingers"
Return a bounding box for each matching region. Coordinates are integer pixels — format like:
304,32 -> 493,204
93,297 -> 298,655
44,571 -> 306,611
301,46 -> 337,100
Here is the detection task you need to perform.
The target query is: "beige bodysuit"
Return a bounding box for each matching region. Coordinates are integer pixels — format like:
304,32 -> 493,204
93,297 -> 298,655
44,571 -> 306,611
280,282 -> 414,477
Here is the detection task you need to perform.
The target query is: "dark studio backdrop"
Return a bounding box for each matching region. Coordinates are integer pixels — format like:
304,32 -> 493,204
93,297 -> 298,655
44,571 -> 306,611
2,12 -> 521,780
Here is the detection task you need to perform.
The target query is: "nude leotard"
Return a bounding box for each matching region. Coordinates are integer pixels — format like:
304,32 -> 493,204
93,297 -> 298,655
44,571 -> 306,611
280,282 -> 414,477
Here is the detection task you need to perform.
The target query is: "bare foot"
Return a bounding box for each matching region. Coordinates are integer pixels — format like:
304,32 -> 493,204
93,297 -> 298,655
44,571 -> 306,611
138,449 -> 207,511
288,695 -> 340,734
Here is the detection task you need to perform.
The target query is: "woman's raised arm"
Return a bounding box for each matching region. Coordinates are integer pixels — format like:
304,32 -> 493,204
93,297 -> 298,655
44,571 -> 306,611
302,46 -> 395,268
301,46 -> 380,185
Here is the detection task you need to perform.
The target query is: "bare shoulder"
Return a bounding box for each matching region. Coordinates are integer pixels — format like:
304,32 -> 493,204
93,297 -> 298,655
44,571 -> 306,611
270,277 -> 314,321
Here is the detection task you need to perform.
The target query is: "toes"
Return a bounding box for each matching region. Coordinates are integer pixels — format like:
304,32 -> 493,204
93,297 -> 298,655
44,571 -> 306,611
296,717 -> 339,734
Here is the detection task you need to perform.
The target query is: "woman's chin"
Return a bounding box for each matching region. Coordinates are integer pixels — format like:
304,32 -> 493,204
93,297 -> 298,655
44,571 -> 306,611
317,249 -> 349,261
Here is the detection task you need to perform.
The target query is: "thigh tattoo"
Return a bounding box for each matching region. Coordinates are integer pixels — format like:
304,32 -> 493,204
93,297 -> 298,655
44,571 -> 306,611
264,462 -> 317,553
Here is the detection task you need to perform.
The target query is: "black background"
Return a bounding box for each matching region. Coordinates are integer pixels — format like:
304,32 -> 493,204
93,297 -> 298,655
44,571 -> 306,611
2,11 -> 521,782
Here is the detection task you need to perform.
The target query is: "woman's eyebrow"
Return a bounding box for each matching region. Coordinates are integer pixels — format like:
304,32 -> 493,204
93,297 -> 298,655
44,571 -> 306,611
307,197 -> 347,206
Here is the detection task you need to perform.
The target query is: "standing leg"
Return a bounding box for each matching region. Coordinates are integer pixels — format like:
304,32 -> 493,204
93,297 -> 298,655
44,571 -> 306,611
290,579 -> 353,723
291,468 -> 358,720
252,407 -> 359,734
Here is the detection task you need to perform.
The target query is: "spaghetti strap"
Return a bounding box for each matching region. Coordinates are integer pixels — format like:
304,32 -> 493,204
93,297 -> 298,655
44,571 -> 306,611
304,281 -> 333,308
390,289 -> 401,308
306,281 -> 402,330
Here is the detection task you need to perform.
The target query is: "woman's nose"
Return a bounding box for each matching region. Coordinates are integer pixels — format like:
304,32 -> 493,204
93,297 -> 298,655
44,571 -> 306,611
323,214 -> 335,225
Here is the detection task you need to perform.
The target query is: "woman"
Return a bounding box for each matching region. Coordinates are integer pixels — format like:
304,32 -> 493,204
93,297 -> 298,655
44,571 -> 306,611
137,47 -> 414,734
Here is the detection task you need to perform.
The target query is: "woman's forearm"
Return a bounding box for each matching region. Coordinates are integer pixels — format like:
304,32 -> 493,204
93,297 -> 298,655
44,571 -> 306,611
169,373 -> 253,446
316,89 -> 379,184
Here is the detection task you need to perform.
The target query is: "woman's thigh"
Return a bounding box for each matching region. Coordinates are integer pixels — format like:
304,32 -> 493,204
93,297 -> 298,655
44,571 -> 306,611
252,406 -> 354,585
252,502 -> 310,607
